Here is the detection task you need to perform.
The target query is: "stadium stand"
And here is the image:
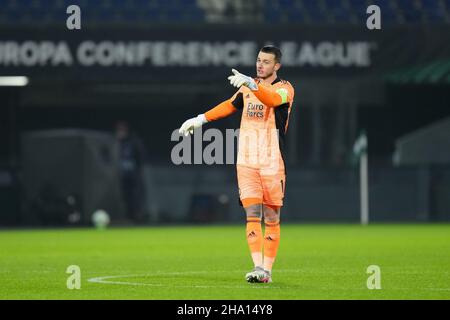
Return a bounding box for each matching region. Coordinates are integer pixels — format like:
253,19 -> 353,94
0,0 -> 449,25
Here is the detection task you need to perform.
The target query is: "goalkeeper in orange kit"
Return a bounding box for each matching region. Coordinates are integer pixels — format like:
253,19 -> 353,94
178,45 -> 295,283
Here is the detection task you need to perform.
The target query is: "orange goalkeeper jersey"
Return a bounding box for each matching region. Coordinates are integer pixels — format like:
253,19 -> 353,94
205,77 -> 295,170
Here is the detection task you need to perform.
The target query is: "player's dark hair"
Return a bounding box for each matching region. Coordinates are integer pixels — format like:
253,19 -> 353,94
260,45 -> 282,63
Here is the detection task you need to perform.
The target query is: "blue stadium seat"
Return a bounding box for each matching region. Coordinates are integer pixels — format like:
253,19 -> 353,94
119,9 -> 140,22
322,0 -> 352,23
164,7 -> 184,22
286,8 -> 307,23
346,0 -> 368,24
302,0 -> 327,23
421,0 -> 449,23
264,2 -> 284,23
347,0 -> 368,7
278,0 -> 295,7
323,0 -> 343,9
333,7 -> 352,23
397,0 -> 423,23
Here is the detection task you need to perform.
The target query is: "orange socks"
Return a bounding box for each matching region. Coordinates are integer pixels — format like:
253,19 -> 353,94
246,217 -> 263,267
247,218 -> 281,271
263,221 -> 280,272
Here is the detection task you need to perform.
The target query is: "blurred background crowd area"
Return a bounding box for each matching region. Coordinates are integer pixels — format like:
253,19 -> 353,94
0,0 -> 449,226
0,0 -> 449,25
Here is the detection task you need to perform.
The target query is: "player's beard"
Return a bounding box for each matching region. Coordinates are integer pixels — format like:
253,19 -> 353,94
259,69 -> 274,80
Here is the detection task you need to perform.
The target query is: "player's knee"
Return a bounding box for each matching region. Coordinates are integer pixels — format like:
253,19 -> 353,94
263,205 -> 280,223
245,204 -> 262,220
265,213 -> 279,224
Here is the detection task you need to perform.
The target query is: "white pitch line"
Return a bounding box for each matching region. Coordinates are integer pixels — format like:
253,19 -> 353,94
88,271 -> 282,289
87,270 -> 450,293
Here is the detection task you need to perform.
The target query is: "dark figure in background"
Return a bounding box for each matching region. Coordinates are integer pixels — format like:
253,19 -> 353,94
115,121 -> 147,223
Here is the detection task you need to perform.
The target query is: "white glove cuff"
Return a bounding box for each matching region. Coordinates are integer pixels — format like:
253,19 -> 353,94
197,114 -> 208,124
248,82 -> 258,91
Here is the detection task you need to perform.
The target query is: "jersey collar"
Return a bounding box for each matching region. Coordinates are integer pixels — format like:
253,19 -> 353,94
256,77 -> 281,85
271,77 -> 281,85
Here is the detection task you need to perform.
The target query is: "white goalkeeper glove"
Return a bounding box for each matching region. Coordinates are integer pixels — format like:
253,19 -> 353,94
227,68 -> 258,91
178,114 -> 208,136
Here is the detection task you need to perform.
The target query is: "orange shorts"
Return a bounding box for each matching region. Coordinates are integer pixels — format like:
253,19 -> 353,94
237,162 -> 286,207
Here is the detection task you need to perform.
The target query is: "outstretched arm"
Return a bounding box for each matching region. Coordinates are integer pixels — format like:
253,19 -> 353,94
227,68 -> 291,108
178,93 -> 241,136
205,99 -> 238,121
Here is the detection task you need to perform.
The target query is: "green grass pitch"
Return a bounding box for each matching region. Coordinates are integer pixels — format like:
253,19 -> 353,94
1,224 -> 449,299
